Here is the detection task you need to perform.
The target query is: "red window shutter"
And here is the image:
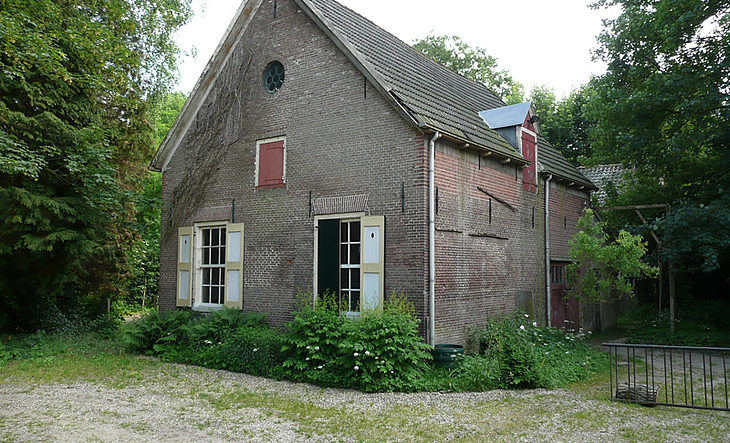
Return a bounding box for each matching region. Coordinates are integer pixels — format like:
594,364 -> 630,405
258,140 -> 284,187
522,133 -> 537,193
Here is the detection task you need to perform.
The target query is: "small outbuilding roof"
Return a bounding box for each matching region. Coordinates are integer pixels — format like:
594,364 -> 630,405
479,102 -> 533,129
579,164 -> 626,202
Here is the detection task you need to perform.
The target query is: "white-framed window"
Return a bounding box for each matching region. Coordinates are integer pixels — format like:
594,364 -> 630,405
198,225 -> 226,307
255,136 -> 286,189
314,214 -> 385,316
339,219 -> 361,312
177,222 -> 244,310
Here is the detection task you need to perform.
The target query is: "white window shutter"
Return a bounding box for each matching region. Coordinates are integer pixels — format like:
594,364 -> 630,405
225,223 -> 244,309
360,216 -> 385,311
177,227 -> 193,307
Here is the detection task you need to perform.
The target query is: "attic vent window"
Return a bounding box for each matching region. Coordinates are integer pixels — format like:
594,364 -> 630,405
264,61 -> 285,93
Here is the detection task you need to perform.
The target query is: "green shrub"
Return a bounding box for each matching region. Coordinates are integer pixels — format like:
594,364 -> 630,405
468,313 -> 607,389
121,308 -> 284,376
189,326 -> 286,377
281,291 -> 431,392
121,309 -> 195,355
475,314 -> 546,388
337,294 -> 432,392
446,353 -> 500,391
281,291 -> 347,385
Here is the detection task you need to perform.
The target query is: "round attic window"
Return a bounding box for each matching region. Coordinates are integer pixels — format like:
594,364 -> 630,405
264,61 -> 285,93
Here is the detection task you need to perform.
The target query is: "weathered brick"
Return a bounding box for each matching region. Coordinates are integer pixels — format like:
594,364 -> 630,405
158,0 -> 592,344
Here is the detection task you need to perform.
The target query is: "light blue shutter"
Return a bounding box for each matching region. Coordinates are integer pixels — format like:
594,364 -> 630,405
225,223 -> 244,309
360,216 -> 385,311
177,227 -> 193,307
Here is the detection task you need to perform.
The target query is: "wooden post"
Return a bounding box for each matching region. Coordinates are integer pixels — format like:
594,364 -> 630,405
658,258 -> 663,313
669,263 -> 676,333
667,205 -> 676,333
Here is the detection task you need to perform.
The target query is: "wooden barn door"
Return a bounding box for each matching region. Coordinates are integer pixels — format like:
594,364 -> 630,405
550,262 -> 579,330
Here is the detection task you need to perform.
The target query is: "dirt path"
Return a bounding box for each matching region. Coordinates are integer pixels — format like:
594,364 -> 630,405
1,360 -> 728,442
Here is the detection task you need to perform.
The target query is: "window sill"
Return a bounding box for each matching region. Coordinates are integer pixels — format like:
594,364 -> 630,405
256,183 -> 285,190
192,305 -> 224,314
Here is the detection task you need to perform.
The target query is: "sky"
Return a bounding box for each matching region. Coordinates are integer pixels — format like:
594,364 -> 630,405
175,0 -> 619,99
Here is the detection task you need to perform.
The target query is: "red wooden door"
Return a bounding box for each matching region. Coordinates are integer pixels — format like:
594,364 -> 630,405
550,263 -> 579,330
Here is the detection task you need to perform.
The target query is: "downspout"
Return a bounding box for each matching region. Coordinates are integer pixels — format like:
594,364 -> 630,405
429,131 -> 441,346
545,174 -> 553,327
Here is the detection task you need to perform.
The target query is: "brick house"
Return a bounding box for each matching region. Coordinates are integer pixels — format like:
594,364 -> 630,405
150,0 -> 596,345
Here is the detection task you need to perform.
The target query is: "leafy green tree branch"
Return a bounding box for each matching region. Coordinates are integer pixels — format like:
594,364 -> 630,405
568,210 -> 658,305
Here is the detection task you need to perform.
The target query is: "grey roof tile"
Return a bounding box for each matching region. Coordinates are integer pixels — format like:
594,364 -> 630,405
304,0 -> 522,160
579,164 -> 626,202
153,0 -> 594,186
538,135 -> 597,190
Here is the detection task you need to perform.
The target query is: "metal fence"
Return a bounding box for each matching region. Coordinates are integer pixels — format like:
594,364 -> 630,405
604,343 -> 730,411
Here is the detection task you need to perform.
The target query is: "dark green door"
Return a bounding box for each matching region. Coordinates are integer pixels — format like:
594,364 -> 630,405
317,219 -> 339,296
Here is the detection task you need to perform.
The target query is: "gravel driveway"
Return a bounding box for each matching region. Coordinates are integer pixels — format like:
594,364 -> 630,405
1,359 -> 727,442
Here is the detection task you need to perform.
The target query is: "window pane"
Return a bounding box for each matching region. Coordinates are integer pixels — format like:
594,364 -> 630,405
203,229 -> 211,247
212,269 -> 219,285
211,249 -> 219,265
221,228 -> 226,245
203,269 -> 211,285
202,286 -> 210,304
340,268 -> 348,289
211,287 -> 219,304
340,244 -> 348,265
351,221 -> 357,242
351,291 -> 360,312
351,269 -> 360,290
340,221 -> 348,242
350,244 -> 360,265
203,248 -> 210,265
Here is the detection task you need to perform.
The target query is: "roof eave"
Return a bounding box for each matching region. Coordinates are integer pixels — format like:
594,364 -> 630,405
150,0 -> 264,172
539,170 -> 598,191
421,127 -> 528,165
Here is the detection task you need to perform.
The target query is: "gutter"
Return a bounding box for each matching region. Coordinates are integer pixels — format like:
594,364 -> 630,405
545,174 -> 553,327
429,131 -> 441,346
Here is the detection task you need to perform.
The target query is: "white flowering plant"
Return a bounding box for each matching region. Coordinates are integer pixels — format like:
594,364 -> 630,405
464,312 -> 607,389
281,291 -> 431,391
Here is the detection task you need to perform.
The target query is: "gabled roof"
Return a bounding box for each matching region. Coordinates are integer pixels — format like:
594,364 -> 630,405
538,136 -> 597,190
151,0 -> 592,193
151,0 -> 523,171
299,0 -> 520,160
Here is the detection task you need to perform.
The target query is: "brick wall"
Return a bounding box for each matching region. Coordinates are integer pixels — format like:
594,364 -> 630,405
157,0 -> 590,342
160,0 -> 428,328
548,181 -> 590,261
432,140 -> 544,344
546,178 -> 592,329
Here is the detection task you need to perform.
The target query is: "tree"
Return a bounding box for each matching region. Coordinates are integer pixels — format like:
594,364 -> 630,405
0,0 -> 191,331
529,84 -> 595,164
125,92 -> 187,312
589,0 -> 730,273
568,210 -> 658,305
412,34 -> 525,105
152,91 -> 188,148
